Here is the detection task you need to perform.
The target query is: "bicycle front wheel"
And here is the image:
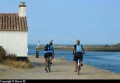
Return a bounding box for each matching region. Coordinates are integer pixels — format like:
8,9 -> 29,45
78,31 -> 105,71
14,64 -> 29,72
77,65 -> 81,75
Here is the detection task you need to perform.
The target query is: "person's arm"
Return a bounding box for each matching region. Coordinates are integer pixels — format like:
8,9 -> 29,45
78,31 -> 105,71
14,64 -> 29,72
52,49 -> 54,56
73,45 -> 76,55
81,45 -> 85,54
72,48 -> 74,55
52,45 -> 54,56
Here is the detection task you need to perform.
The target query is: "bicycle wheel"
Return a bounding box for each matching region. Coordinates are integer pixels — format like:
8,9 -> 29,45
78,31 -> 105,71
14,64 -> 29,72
48,59 -> 51,72
77,65 -> 81,75
45,64 -> 48,73
46,57 -> 49,73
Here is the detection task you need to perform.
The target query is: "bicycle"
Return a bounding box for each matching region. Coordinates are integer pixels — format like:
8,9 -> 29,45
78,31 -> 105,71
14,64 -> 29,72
45,55 -> 51,73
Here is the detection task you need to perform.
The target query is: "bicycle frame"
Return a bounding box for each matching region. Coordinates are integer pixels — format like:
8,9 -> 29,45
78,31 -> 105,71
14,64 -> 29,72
77,57 -> 81,75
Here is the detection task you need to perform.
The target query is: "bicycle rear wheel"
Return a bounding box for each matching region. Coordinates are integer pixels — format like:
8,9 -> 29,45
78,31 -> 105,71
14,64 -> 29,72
45,64 -> 48,73
48,60 -> 51,72
46,57 -> 50,73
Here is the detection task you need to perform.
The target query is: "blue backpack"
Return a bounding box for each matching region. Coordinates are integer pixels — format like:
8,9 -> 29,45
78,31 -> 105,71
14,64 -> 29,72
74,44 -> 83,53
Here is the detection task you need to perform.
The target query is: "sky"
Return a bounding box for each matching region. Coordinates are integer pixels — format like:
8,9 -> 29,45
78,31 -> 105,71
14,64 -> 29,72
0,0 -> 120,45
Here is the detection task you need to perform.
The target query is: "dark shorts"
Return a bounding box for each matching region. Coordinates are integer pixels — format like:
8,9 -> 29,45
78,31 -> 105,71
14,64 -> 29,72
44,52 -> 52,58
73,52 -> 83,61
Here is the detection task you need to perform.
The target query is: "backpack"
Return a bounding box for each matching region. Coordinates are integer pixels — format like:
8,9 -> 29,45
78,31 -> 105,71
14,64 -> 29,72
44,44 -> 50,51
74,44 -> 83,53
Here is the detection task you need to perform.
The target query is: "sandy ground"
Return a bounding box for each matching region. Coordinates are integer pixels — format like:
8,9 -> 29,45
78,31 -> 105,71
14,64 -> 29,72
0,56 -> 120,80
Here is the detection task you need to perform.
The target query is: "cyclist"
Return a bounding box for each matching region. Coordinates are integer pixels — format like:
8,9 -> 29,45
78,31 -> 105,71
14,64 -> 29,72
72,40 -> 85,72
44,40 -> 54,70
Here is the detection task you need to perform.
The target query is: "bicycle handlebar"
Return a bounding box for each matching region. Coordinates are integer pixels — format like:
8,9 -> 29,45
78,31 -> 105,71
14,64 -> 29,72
73,52 -> 85,55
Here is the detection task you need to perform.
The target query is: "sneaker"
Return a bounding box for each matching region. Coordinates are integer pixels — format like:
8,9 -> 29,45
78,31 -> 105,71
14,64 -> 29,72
44,68 -> 48,72
74,69 -> 77,72
74,70 -> 77,72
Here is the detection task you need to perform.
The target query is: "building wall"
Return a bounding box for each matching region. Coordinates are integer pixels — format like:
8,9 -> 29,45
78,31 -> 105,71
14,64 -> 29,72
0,31 -> 28,57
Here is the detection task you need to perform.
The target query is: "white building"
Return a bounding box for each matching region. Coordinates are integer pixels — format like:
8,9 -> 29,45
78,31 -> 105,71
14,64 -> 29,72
0,2 -> 28,60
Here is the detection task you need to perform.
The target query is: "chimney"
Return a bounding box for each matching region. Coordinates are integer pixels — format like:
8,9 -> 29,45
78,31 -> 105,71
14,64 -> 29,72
19,2 -> 26,17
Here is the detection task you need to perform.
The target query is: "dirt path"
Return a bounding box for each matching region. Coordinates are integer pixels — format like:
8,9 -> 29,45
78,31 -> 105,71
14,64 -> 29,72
0,56 -> 120,79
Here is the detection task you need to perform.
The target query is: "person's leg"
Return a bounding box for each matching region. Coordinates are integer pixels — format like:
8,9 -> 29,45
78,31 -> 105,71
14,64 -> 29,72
80,54 -> 83,66
73,54 -> 78,72
51,56 -> 54,61
48,53 -> 53,64
44,53 -> 48,70
44,58 -> 47,69
50,52 -> 54,61
74,61 -> 78,72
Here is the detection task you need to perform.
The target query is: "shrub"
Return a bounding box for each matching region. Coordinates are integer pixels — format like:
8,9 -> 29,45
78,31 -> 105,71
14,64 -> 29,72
0,46 -> 32,68
5,54 -> 17,61
4,54 -> 32,68
0,46 -> 6,62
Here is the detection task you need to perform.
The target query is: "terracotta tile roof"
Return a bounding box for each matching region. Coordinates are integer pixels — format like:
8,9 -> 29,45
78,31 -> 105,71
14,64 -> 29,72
0,13 -> 28,31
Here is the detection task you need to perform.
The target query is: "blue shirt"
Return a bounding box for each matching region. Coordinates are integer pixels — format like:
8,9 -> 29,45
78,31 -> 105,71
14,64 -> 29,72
44,45 -> 54,53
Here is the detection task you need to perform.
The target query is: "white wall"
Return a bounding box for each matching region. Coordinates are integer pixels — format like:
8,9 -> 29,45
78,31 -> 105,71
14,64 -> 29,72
0,31 -> 28,57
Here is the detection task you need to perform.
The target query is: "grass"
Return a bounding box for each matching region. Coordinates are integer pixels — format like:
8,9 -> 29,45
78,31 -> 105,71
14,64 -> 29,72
0,46 -> 32,69
3,59 -> 32,69
3,55 -> 32,69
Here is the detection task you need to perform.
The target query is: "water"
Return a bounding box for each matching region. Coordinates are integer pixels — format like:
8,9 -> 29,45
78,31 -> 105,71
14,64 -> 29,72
28,44 -> 120,74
